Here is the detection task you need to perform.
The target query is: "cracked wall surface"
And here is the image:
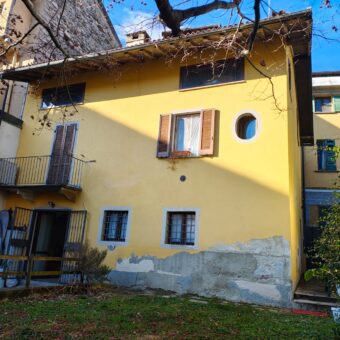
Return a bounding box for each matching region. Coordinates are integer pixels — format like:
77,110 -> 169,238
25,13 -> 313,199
108,236 -> 292,307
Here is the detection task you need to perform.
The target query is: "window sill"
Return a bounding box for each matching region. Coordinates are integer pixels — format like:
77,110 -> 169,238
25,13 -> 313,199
314,111 -> 340,115
98,240 -> 128,247
179,80 -> 246,92
40,102 -> 84,110
161,243 -> 197,250
314,170 -> 339,173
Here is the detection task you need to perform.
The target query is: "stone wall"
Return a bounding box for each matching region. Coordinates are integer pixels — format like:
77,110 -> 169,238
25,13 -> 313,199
12,0 -> 120,62
108,236 -> 293,307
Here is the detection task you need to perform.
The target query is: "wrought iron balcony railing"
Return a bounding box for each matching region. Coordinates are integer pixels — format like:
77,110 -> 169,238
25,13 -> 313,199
0,155 -> 85,190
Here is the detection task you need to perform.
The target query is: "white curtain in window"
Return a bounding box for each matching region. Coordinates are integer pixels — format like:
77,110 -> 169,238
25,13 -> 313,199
176,115 -> 200,156
107,215 -> 118,240
107,213 -> 127,240
170,214 -> 182,243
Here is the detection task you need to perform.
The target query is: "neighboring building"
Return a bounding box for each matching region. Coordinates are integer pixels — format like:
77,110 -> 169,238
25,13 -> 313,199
303,72 -> 340,268
0,10 -> 313,307
0,0 -> 120,209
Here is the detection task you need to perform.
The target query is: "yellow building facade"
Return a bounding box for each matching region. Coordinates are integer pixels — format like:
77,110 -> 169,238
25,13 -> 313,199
0,11 -> 313,307
302,72 -> 340,263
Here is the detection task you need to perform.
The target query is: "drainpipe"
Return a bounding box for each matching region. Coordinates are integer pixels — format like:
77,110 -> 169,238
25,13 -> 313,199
301,145 -> 307,273
301,146 -> 307,224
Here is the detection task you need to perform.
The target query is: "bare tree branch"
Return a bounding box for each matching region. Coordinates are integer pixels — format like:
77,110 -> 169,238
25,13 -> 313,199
21,0 -> 70,57
248,0 -> 260,51
0,22 -> 39,58
155,0 -> 238,36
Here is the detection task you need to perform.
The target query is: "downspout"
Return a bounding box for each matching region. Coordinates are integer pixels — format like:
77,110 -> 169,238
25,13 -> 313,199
301,145 -> 307,274
301,145 -> 307,224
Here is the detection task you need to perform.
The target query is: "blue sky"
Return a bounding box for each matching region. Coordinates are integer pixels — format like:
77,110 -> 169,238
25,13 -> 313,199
104,0 -> 340,72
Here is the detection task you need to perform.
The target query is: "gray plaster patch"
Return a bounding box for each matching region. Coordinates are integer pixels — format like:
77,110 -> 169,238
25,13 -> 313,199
108,236 -> 293,307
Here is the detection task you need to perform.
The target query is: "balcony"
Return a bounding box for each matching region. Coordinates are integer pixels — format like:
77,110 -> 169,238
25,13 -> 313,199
0,155 -> 85,197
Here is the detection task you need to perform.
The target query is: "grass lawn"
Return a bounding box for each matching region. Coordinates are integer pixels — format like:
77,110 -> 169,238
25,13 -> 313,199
0,288 -> 338,339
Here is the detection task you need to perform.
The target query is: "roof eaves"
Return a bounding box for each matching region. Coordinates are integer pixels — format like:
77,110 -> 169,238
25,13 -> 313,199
0,9 -> 312,81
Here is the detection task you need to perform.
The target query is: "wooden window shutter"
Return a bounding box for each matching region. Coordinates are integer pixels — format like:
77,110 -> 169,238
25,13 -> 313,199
63,124 -> 77,156
157,114 -> 172,158
51,125 -> 64,156
199,109 -> 215,156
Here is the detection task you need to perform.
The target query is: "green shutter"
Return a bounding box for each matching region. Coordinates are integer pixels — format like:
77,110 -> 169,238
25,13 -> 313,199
334,96 -> 340,112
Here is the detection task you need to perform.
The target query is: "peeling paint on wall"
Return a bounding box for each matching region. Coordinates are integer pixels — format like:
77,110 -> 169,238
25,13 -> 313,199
108,236 -> 292,307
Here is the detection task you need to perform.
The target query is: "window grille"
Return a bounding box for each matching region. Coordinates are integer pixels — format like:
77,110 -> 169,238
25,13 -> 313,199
102,211 -> 128,242
166,212 -> 196,245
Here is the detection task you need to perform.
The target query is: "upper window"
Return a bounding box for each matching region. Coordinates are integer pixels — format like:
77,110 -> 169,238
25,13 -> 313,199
101,210 -> 129,242
41,83 -> 86,109
157,110 -> 215,158
314,97 -> 332,113
174,113 -> 200,156
180,59 -> 244,90
166,211 -> 196,246
317,139 -> 337,171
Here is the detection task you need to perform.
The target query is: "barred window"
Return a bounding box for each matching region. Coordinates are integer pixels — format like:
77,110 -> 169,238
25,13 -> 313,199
102,210 -> 128,242
166,212 -> 196,245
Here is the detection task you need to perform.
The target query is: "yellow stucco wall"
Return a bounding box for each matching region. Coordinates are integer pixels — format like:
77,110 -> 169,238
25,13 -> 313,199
286,47 -> 303,289
5,42 -> 303,291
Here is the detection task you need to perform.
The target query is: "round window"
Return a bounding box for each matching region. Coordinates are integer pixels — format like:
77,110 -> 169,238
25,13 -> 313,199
236,114 -> 257,140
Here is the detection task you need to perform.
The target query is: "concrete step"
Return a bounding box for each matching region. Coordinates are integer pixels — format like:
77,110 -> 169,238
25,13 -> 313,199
294,298 -> 340,307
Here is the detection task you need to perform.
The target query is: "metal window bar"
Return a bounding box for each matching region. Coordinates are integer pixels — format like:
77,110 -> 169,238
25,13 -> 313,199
102,211 -> 128,242
60,210 -> 87,285
0,155 -> 85,188
166,212 -> 195,245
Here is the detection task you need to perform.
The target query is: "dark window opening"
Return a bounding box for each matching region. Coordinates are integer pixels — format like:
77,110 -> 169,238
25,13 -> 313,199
166,212 -> 195,245
237,114 -> 257,140
41,83 -> 86,109
314,97 -> 332,113
180,59 -> 244,90
102,210 -> 128,242
317,139 -> 337,171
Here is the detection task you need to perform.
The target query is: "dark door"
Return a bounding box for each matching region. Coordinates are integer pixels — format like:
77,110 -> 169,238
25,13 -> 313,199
31,211 -> 70,273
47,124 -> 77,185
304,205 -> 330,269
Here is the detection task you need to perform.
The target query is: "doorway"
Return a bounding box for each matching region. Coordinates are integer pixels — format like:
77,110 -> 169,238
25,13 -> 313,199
31,210 -> 70,273
304,204 -> 330,269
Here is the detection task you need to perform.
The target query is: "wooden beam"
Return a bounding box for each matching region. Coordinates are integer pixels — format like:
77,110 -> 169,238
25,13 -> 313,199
123,52 -> 141,62
0,255 -> 28,261
140,49 -> 155,59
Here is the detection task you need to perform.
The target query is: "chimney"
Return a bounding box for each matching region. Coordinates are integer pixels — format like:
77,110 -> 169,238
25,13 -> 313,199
125,31 -> 151,47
